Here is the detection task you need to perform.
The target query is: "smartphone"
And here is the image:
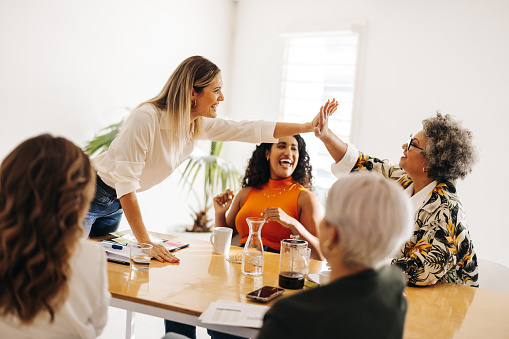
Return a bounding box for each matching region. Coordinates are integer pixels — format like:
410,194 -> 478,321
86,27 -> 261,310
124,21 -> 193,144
246,286 -> 285,302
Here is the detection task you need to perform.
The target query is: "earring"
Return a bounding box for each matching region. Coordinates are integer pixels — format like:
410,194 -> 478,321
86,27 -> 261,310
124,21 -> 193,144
423,167 -> 428,173
192,100 -> 196,108
266,157 -> 269,161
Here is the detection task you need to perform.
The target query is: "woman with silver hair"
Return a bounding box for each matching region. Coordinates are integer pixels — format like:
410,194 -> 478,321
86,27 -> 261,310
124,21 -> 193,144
258,173 -> 413,338
315,106 -> 479,287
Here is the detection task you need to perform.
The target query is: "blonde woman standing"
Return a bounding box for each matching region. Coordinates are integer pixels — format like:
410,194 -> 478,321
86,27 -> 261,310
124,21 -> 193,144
0,134 -> 110,338
85,55 -> 334,262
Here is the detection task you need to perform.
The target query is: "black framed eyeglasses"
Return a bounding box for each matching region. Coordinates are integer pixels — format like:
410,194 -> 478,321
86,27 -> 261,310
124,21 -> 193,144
407,134 -> 424,151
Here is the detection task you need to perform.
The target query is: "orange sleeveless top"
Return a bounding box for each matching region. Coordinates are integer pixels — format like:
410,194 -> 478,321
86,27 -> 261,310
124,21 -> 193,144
235,177 -> 306,251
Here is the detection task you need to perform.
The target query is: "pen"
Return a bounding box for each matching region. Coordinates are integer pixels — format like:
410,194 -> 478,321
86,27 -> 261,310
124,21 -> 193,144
101,241 -> 125,250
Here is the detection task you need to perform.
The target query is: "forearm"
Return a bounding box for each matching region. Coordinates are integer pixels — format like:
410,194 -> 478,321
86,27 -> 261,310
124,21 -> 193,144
287,221 -> 324,260
118,191 -> 151,243
273,122 -> 313,138
319,130 -> 348,163
215,211 -> 228,228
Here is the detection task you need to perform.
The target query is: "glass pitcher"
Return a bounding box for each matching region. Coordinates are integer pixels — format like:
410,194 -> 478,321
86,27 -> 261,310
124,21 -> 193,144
241,217 -> 265,276
279,235 -> 310,289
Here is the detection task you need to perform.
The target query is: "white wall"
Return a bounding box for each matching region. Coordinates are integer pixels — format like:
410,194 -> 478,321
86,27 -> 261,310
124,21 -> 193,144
0,0 -> 235,230
1,0 -> 508,269
226,0 -> 509,267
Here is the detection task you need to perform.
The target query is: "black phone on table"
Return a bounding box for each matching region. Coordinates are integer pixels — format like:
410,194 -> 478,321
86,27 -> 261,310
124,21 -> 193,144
246,286 -> 285,302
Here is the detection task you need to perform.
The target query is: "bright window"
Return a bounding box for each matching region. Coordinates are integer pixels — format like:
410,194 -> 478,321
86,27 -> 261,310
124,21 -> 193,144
280,30 -> 361,191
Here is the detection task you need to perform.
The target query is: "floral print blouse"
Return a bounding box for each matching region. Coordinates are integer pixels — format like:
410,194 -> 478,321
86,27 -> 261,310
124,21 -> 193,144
350,152 -> 479,287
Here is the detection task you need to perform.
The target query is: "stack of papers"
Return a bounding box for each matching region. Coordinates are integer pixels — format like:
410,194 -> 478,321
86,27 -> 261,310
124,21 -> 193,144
101,241 -> 130,265
106,232 -> 189,251
199,300 -> 269,328
100,232 -> 189,265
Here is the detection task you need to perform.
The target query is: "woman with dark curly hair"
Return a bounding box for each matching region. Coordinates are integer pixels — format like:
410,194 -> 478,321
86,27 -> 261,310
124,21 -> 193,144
315,109 -> 479,286
0,134 -> 110,338
213,135 -> 324,260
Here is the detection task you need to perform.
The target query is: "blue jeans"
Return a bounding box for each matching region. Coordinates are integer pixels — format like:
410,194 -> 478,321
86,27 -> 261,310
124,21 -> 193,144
83,176 -> 123,238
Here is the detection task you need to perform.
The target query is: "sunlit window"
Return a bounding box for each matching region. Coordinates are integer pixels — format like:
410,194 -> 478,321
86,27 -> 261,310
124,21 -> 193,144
280,30 -> 361,192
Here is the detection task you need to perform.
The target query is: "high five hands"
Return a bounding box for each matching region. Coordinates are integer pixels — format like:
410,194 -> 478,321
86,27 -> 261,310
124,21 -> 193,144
314,98 -> 338,139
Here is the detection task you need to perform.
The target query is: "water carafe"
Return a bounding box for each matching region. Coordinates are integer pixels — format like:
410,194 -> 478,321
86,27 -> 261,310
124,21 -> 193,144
279,235 -> 310,289
241,217 -> 265,276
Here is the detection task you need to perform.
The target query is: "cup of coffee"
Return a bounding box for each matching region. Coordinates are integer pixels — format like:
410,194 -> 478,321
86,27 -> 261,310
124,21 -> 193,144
210,227 -> 233,255
129,243 -> 153,271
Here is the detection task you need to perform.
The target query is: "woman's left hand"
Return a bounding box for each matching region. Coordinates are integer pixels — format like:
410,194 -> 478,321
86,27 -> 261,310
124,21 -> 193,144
151,243 -> 180,263
262,207 -> 295,230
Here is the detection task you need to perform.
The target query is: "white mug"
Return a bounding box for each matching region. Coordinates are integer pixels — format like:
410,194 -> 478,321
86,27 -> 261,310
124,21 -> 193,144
319,270 -> 331,285
210,227 -> 233,255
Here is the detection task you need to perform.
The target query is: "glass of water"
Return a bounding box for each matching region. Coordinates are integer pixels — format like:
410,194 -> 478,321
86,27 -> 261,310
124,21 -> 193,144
129,243 -> 153,271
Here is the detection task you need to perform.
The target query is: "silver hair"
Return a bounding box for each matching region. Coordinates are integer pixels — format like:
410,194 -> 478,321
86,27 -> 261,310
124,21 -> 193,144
422,112 -> 478,183
326,172 -> 413,269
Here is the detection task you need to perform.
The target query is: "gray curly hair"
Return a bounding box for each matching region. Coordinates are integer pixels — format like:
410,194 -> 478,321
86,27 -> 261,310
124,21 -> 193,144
422,112 -> 478,183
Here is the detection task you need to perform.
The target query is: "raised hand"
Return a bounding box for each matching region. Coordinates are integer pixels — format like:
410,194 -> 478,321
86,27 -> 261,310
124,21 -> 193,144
314,98 -> 338,139
213,189 -> 235,215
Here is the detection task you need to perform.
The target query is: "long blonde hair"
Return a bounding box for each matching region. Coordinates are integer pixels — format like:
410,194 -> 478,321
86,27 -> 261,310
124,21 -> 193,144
0,134 -> 95,323
140,56 -> 221,168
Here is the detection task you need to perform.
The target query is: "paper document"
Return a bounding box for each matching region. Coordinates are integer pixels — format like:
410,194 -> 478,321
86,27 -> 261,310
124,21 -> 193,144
100,240 -> 130,264
199,300 -> 269,328
109,233 -> 189,252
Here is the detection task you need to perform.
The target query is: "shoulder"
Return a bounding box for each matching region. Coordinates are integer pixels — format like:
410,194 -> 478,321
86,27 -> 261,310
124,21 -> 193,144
71,239 -> 107,270
297,189 -> 321,206
236,186 -> 254,204
126,104 -> 159,128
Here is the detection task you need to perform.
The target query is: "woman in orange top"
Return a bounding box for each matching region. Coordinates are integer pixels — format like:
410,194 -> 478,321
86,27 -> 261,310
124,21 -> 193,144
214,134 -> 324,260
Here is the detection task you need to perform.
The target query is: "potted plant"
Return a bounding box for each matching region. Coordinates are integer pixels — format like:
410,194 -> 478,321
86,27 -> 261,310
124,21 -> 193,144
84,118 -> 240,232
180,141 -> 240,232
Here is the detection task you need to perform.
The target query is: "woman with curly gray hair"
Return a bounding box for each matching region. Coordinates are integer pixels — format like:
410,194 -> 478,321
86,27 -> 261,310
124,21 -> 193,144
314,104 -> 478,287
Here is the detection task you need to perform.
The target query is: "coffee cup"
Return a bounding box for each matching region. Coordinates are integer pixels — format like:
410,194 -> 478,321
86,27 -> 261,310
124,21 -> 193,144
319,270 -> 331,285
210,227 -> 233,255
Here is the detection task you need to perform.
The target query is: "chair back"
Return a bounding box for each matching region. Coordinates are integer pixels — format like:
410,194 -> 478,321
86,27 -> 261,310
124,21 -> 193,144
477,258 -> 509,293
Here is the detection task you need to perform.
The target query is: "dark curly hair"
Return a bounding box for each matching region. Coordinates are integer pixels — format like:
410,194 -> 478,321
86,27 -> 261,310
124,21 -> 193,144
0,134 -> 95,324
422,112 -> 478,183
242,134 -> 313,189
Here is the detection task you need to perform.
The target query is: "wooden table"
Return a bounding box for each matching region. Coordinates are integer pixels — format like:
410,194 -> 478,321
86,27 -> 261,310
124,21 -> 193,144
107,233 -> 325,338
106,233 -> 509,339
404,282 -> 509,338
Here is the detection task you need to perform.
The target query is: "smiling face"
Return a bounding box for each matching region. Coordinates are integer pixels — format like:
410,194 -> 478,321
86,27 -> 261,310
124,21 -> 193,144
399,130 -> 428,178
190,73 -> 224,120
265,136 -> 299,180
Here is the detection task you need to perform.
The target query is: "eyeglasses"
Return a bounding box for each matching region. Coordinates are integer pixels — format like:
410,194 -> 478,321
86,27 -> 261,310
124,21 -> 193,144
407,134 -> 424,151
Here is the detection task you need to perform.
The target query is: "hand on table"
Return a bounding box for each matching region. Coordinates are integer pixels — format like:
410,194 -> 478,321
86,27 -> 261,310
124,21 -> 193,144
150,243 -> 180,263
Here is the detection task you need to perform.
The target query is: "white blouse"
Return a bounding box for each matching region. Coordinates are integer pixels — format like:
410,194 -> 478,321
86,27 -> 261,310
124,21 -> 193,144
93,104 -> 278,198
0,239 -> 110,338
